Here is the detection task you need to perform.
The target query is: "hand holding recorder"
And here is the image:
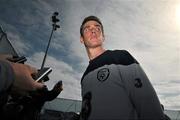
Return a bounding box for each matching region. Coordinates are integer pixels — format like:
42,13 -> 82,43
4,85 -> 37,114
0,54 -> 45,95
10,62 -> 45,95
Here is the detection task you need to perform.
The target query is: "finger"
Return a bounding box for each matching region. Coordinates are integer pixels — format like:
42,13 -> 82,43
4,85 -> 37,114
32,81 -> 45,90
11,86 -> 29,96
25,64 -> 38,74
0,54 -> 13,61
30,66 -> 38,74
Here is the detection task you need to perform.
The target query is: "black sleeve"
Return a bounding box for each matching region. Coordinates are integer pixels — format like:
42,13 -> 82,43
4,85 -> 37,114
0,60 -> 14,94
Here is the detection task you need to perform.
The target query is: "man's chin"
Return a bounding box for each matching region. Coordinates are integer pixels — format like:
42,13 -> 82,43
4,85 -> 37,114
87,44 -> 102,48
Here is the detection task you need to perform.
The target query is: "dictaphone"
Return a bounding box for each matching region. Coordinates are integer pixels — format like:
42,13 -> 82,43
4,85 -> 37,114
32,67 -> 52,82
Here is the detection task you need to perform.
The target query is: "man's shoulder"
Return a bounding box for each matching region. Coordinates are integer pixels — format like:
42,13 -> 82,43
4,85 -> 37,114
81,50 -> 138,82
107,49 -> 138,65
109,49 -> 131,55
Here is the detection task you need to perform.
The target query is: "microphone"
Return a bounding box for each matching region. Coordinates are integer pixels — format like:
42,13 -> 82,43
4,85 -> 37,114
40,12 -> 60,70
52,12 -> 59,23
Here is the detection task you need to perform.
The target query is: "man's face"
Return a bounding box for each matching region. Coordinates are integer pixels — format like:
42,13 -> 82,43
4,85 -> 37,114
80,20 -> 104,48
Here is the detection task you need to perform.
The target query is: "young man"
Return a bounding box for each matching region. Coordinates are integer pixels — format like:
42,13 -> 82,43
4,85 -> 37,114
80,16 -> 165,120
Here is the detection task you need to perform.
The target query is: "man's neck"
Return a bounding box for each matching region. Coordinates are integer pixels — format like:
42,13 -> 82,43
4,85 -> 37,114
86,47 -> 106,60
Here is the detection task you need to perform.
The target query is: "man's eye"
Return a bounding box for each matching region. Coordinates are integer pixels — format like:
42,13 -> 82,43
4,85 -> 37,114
95,27 -> 101,32
97,27 -> 101,31
84,28 -> 89,32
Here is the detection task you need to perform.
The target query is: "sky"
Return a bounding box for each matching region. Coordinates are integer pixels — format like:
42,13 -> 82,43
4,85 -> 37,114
0,0 -> 180,110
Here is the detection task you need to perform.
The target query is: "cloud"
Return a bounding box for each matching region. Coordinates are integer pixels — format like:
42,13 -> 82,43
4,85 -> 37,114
155,80 -> 180,110
6,31 -> 31,55
0,0 -> 179,110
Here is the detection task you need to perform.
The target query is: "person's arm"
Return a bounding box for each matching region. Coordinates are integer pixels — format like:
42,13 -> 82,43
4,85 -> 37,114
0,60 -> 15,93
0,60 -> 44,96
128,64 -> 165,119
119,51 -> 164,119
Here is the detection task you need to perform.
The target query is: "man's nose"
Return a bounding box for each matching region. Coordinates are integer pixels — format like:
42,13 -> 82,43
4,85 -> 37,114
91,28 -> 96,33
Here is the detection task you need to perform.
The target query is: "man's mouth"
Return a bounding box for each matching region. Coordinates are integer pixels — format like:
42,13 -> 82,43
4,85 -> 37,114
90,37 -> 97,41
90,34 -> 97,39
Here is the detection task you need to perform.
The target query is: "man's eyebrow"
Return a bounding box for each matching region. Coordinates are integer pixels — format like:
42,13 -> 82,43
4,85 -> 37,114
95,24 -> 101,27
83,25 -> 90,29
84,24 -> 101,29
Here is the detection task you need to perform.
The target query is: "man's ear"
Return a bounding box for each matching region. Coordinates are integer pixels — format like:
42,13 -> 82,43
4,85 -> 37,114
102,35 -> 105,42
80,36 -> 84,44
